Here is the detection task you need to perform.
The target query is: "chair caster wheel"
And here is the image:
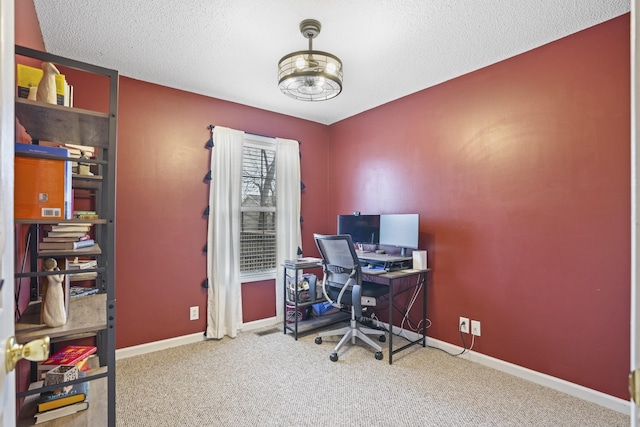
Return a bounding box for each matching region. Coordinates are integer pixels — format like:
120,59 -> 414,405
375,352 -> 383,360
315,337 -> 322,345
330,353 -> 339,362
378,335 -> 386,342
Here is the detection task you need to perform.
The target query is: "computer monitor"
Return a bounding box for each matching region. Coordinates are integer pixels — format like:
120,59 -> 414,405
337,214 -> 380,244
379,214 -> 419,256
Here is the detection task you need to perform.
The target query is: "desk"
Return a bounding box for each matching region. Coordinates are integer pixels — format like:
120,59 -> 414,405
362,267 -> 429,364
283,257 -> 429,364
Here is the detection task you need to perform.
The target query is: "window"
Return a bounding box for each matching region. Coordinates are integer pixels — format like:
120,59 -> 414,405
241,135 -> 276,277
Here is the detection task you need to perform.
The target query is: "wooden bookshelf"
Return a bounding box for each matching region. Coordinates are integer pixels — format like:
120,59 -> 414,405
14,44 -> 117,426
15,98 -> 109,148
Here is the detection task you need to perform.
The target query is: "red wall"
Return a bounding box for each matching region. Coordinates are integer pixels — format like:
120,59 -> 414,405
16,2 -> 630,400
113,78 -> 328,345
15,0 -> 43,50
327,15 -> 630,399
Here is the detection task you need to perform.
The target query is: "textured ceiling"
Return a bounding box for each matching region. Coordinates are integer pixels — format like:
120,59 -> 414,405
33,0 -> 629,125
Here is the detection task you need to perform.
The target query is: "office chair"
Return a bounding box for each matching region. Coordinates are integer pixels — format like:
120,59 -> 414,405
313,234 -> 388,361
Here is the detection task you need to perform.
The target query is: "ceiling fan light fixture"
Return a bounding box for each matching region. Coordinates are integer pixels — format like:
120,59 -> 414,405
278,19 -> 343,101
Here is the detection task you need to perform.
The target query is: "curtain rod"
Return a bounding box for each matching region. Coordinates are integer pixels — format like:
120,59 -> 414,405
207,125 -> 301,147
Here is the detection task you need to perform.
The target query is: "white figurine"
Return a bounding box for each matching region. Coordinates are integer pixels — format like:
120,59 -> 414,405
42,258 -> 67,327
36,62 -> 60,105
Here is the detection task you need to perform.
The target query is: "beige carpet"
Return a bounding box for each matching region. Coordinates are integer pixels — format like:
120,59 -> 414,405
116,326 -> 629,426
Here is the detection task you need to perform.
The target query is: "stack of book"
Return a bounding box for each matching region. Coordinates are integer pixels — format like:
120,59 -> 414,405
61,144 -> 81,174
68,257 -> 97,270
283,257 -> 322,268
40,223 -> 94,251
26,345 -> 97,423
63,143 -> 95,175
37,345 -> 97,377
67,257 -> 98,284
26,374 -> 90,424
73,210 -> 99,220
70,286 -> 100,298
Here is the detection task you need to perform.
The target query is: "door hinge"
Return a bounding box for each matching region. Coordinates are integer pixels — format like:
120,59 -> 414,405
630,369 -> 640,407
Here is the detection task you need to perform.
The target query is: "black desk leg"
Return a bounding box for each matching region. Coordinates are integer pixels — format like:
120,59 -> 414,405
388,278 -> 394,365
283,269 -> 287,335
422,273 -> 427,347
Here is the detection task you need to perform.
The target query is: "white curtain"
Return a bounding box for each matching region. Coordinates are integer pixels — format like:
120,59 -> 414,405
206,126 -> 244,339
275,138 -> 302,322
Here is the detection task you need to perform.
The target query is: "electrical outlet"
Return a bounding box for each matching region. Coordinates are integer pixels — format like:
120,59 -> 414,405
471,320 -> 481,336
190,306 -> 199,320
459,316 -> 469,333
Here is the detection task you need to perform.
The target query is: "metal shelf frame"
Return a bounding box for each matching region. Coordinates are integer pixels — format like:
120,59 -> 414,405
14,45 -> 117,427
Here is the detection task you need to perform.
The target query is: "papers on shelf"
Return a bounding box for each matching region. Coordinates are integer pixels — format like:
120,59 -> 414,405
284,257 -> 322,268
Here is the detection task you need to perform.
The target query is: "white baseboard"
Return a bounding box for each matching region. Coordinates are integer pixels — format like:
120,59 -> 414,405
242,316 -> 279,331
116,332 -> 206,360
392,326 -> 630,416
116,319 -> 630,416
115,318 -> 279,360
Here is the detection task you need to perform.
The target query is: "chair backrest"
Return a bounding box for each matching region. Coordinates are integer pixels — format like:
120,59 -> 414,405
314,233 -> 362,291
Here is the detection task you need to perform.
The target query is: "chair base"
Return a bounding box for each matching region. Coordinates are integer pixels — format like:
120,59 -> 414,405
317,318 -> 385,354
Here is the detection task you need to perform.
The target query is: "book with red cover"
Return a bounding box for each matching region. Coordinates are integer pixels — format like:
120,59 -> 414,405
38,345 -> 97,372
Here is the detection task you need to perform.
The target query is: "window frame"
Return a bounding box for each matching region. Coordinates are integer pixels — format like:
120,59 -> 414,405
240,134 -> 277,282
